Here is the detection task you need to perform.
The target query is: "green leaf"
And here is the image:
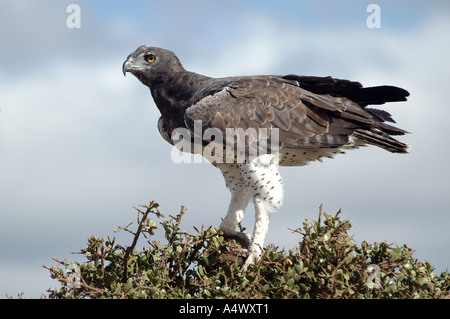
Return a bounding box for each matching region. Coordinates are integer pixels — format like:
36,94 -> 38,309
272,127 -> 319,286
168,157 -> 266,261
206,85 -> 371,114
198,265 -> 204,277
345,254 -> 356,264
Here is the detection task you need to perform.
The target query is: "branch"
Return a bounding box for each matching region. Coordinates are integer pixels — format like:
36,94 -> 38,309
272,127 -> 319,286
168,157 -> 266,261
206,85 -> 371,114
168,206 -> 188,246
122,203 -> 155,283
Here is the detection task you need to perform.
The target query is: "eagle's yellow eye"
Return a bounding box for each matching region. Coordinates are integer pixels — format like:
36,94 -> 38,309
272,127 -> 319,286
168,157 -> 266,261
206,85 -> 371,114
146,54 -> 156,63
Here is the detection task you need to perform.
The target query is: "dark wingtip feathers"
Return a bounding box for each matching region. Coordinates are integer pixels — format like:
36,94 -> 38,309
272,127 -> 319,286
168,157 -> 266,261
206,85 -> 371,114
347,85 -> 409,106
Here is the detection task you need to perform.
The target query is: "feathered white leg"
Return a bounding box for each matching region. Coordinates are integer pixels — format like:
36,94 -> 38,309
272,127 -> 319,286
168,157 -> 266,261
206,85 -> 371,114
239,154 -> 284,270
216,163 -> 252,247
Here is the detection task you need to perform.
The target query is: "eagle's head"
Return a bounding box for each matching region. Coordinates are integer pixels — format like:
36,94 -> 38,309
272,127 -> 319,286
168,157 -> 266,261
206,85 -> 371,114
122,46 -> 184,86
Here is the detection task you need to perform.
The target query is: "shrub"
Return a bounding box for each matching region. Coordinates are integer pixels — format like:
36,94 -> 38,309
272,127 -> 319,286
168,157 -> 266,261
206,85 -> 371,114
43,201 -> 449,299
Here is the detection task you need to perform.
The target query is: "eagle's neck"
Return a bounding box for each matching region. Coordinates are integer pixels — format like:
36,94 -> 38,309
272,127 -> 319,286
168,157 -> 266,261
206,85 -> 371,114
150,71 -> 211,131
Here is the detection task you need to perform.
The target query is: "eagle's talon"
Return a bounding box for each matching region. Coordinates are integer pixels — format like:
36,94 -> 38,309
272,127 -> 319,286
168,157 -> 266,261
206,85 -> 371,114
221,229 -> 251,250
241,250 -> 260,272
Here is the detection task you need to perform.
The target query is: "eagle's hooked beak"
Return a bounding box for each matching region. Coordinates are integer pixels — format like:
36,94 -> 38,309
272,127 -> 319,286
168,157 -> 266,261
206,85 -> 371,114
122,57 -> 133,76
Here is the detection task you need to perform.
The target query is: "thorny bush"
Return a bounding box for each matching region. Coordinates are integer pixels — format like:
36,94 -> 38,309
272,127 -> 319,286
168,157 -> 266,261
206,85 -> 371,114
43,201 -> 449,299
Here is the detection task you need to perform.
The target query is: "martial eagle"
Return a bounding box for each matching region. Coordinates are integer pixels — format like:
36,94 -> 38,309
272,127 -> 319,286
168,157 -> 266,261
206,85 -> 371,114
122,46 -> 409,269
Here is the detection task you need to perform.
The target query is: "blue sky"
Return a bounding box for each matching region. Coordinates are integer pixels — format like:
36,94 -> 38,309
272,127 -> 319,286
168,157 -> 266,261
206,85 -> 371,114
1,0 -> 449,298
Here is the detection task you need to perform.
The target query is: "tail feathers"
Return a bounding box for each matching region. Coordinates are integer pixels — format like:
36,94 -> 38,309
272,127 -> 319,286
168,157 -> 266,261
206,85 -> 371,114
353,129 -> 409,153
366,108 -> 396,123
372,121 -> 409,136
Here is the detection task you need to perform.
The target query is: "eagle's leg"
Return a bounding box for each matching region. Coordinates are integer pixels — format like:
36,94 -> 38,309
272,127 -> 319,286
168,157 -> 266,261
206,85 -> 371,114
216,163 -> 253,248
239,154 -> 284,270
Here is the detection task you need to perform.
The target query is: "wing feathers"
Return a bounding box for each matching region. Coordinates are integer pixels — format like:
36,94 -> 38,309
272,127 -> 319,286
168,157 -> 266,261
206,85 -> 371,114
184,75 -> 408,155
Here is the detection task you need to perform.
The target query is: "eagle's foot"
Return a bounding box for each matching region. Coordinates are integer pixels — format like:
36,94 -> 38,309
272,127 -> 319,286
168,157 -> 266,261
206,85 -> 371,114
204,229 -> 250,264
220,229 -> 251,250
241,246 -> 262,272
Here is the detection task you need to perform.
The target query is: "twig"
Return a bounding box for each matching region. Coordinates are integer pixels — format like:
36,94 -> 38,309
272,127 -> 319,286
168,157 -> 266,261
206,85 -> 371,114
168,206 -> 188,245
122,203 -> 154,283
318,203 -> 323,226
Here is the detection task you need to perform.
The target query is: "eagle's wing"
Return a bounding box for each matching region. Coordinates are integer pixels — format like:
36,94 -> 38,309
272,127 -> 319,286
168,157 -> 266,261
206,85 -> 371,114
184,75 -> 406,154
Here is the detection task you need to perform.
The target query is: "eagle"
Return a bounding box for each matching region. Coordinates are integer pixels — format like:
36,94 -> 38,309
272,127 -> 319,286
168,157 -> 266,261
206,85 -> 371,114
122,46 -> 409,270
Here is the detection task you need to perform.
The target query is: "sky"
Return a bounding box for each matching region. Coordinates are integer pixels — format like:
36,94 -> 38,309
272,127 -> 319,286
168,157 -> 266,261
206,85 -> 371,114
0,0 -> 449,298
